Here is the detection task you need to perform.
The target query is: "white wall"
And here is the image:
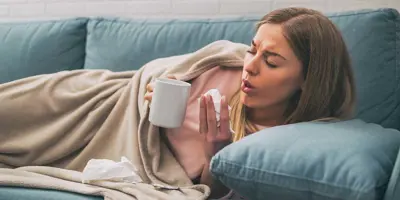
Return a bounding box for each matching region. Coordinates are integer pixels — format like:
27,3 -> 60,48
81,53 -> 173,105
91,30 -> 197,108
0,0 -> 399,21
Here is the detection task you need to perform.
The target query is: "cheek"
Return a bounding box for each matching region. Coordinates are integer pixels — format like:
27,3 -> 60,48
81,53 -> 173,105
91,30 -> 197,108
260,70 -> 303,100
241,64 -> 304,108
280,77 -> 302,96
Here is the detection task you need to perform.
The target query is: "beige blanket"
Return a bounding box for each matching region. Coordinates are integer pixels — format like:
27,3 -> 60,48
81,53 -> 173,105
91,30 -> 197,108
0,40 -> 248,200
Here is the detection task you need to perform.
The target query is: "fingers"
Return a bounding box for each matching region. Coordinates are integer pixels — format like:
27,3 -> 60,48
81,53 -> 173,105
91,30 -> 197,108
218,96 -> 230,138
145,75 -> 175,102
199,96 -> 208,134
144,83 -> 154,102
206,95 -> 217,137
144,93 -> 153,101
146,83 -> 154,93
167,74 -> 177,79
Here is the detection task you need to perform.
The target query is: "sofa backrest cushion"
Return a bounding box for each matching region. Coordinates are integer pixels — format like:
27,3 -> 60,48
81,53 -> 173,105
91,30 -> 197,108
329,8 -> 400,131
83,17 -> 258,71
0,18 -> 88,83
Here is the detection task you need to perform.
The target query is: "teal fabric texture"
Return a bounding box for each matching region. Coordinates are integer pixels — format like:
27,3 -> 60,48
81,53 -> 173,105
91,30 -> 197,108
384,148 -> 400,200
0,18 -> 87,84
210,120 -> 400,200
83,17 -> 258,71
0,187 -> 102,200
326,9 -> 400,131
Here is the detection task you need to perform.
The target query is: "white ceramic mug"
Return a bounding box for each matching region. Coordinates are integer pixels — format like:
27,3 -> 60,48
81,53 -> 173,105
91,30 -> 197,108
149,78 -> 191,128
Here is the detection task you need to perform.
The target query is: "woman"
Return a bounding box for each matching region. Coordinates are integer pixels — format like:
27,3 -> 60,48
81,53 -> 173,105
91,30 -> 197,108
144,7 -> 356,199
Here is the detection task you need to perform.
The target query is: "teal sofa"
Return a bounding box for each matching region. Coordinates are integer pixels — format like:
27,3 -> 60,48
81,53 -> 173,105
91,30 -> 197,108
0,7 -> 399,200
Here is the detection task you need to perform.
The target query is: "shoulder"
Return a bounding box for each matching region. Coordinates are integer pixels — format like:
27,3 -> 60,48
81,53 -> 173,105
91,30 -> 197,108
198,65 -> 242,79
194,65 -> 242,84
189,65 -> 242,101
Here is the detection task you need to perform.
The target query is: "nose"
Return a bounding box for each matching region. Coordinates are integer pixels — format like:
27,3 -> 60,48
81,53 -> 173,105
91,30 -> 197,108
243,55 -> 260,76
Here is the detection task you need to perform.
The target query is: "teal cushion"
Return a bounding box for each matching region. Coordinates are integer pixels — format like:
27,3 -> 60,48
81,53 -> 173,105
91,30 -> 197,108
0,187 -> 102,200
210,119 -> 400,200
84,17 -> 258,71
0,18 -> 88,83
326,8 -> 400,131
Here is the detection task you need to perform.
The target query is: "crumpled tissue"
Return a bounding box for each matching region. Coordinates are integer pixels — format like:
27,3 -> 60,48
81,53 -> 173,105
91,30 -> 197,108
203,89 -> 235,134
81,156 -> 142,184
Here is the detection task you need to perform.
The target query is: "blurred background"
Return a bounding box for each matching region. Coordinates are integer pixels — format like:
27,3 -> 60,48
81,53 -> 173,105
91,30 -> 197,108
0,0 -> 398,21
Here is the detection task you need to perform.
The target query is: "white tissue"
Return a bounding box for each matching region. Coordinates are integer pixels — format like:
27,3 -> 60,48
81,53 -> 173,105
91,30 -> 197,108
203,89 -> 228,122
203,89 -> 235,134
81,156 -> 142,184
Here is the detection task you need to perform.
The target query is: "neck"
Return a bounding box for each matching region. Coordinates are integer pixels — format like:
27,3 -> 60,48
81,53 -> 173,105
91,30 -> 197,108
246,104 -> 287,127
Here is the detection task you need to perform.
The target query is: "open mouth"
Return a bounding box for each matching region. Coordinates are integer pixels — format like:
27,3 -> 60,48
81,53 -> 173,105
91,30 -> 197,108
241,79 -> 255,93
243,80 -> 254,88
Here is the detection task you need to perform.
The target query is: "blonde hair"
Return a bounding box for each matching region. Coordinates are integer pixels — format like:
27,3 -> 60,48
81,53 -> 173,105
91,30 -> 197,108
230,7 -> 356,142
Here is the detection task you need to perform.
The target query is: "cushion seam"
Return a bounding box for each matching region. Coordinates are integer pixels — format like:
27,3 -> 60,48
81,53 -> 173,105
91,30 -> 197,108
88,18 -> 259,25
326,8 -> 396,18
0,17 -> 88,26
216,170 -> 384,200
383,147 -> 400,199
214,159 -> 387,192
86,8 -> 393,25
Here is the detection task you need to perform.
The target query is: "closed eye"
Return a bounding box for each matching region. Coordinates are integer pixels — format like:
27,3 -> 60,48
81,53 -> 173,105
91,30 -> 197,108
246,49 -> 256,54
246,45 -> 257,54
248,41 -> 279,68
263,54 -> 278,68
247,50 -> 278,68
266,61 -> 277,68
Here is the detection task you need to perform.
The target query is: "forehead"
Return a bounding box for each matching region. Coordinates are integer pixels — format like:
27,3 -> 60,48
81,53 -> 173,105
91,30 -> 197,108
253,23 -> 292,56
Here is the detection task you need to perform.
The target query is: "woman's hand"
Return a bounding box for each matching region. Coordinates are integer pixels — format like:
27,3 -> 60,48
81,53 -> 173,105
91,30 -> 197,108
199,94 -> 232,162
144,75 -> 176,102
199,94 -> 232,198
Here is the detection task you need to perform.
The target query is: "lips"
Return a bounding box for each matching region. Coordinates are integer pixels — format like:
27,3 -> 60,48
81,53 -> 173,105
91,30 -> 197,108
243,80 -> 254,88
241,79 -> 255,93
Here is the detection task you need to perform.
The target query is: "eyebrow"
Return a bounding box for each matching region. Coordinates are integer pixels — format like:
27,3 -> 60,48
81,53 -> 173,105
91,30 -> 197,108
252,40 -> 287,60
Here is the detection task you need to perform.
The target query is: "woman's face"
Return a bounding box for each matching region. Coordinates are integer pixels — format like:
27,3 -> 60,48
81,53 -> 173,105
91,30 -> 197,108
241,23 -> 304,110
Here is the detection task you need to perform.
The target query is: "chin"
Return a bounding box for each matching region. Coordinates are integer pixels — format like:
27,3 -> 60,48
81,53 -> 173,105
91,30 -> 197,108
240,94 -> 257,108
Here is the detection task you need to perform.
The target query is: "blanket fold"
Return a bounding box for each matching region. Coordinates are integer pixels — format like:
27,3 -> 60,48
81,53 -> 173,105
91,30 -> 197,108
0,40 -> 248,200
